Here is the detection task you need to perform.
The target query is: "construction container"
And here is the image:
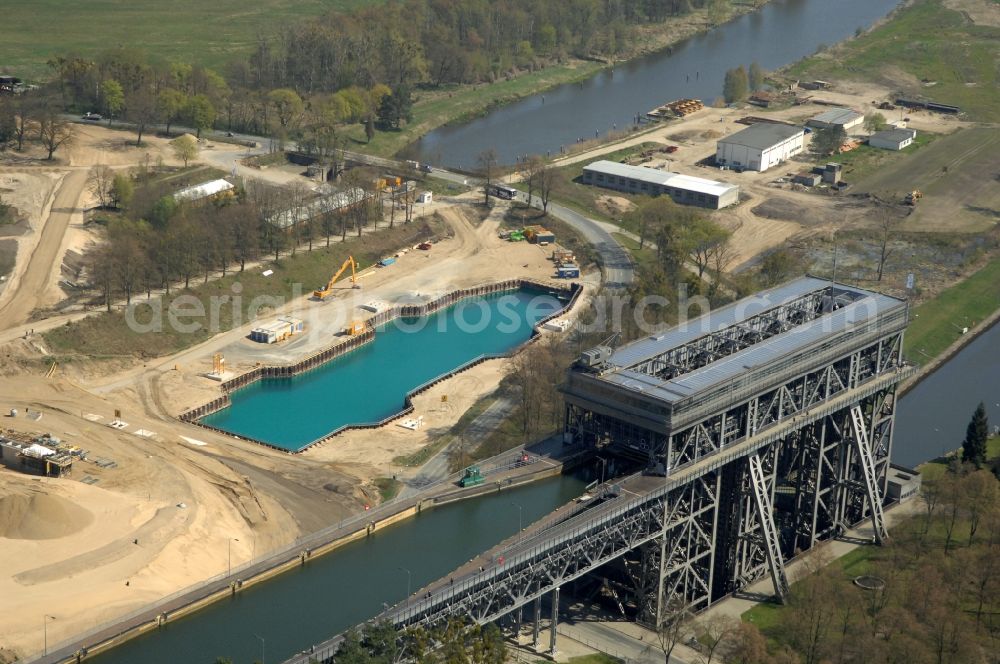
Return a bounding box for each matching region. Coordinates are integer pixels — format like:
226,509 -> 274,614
278,316 -> 304,333
250,317 -> 303,343
557,264 -> 580,279
524,225 -> 555,244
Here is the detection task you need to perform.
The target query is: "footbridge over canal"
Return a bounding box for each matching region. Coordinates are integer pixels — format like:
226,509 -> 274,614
286,277 -> 912,664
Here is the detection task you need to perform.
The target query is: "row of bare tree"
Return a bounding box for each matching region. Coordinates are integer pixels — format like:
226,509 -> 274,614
84,169 -> 389,310
0,92 -> 75,158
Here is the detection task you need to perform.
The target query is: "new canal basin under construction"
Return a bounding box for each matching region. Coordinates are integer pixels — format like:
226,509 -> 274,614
200,288 -> 566,450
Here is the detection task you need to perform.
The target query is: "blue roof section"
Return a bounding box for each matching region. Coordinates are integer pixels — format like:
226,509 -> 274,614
601,277 -> 906,403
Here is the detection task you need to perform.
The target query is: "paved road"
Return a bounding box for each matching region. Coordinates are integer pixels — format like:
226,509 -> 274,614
424,167 -> 635,289
0,169 -> 87,331
74,118 -> 636,291
559,620 -> 683,664
399,397 -> 513,499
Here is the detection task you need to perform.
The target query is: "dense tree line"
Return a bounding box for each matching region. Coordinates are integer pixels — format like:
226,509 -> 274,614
33,0 -> 737,145
0,90 -> 75,158
648,447 -> 1000,664
85,165 -> 383,310
326,618 -> 505,664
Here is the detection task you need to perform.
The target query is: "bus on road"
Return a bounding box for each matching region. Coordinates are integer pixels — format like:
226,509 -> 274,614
488,184 -> 518,200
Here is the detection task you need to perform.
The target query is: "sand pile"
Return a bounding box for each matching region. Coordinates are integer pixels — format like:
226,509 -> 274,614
0,490 -> 94,540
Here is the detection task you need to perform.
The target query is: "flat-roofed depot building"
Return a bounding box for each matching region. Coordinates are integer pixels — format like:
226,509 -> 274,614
715,123 -> 805,172
582,160 -> 739,209
869,128 -> 917,151
807,107 -> 865,133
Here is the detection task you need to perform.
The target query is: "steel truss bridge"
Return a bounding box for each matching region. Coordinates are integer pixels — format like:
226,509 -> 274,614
286,278 -> 912,664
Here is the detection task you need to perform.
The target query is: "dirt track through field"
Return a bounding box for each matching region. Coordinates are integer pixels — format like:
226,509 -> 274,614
0,169 -> 87,330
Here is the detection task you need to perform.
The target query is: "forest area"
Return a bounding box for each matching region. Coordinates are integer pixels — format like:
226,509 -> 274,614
737,454 -> 1000,664
1,0 -> 746,157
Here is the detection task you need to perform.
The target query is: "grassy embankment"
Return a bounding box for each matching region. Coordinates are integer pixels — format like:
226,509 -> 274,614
826,131 -> 938,185
44,218 -> 442,359
373,477 -> 402,502
903,255 -> 1000,362
787,0 -> 1000,122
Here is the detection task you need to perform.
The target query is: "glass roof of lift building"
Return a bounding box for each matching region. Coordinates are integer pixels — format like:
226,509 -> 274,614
593,276 -> 907,404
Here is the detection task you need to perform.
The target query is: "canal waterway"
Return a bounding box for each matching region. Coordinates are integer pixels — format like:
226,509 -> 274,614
402,0 -> 902,168
894,321 -> 1000,468
70,2 -> 1000,661
88,475 -> 589,664
202,289 -> 562,450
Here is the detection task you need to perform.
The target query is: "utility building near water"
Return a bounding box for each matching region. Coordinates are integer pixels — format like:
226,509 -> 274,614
582,160 -> 739,209
715,124 -> 805,172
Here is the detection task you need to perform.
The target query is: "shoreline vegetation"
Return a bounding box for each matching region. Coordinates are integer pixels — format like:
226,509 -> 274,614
17,2 -> 780,165
351,1 -> 777,160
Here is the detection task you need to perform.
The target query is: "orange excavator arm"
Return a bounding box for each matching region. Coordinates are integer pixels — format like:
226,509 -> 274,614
313,256 -> 357,299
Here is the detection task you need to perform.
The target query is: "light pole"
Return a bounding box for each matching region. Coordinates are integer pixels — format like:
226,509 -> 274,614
254,633 -> 265,664
398,566 -> 412,607
43,615 -> 55,656
228,538 -> 239,577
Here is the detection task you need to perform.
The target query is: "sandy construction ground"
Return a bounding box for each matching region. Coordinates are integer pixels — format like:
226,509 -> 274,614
0,373 -> 373,657
0,124 -> 184,333
0,122 -> 593,658
0,192 -> 590,658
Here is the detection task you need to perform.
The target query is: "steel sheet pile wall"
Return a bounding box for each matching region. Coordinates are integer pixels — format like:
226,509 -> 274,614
178,280 -> 582,452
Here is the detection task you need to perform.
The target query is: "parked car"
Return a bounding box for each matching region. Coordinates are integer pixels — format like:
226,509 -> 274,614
81,112 -> 102,121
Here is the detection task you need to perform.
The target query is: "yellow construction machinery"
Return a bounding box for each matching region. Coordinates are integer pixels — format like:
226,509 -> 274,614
313,256 -> 360,299
344,320 -> 366,336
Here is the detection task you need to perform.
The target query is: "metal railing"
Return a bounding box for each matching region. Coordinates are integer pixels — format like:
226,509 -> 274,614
285,366 -> 912,664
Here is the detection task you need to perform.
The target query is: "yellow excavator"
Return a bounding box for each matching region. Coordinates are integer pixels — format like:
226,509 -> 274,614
313,256 -> 360,299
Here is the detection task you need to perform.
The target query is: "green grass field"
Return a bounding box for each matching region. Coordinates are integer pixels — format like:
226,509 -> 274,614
788,0 -> 1000,122
825,132 -> 938,186
3,0 -> 376,79
904,255 -> 1000,361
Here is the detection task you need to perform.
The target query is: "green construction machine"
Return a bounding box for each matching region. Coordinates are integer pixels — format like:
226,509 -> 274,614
459,465 -> 485,487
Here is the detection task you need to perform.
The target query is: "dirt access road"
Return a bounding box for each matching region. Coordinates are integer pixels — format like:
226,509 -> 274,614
0,169 -> 87,332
